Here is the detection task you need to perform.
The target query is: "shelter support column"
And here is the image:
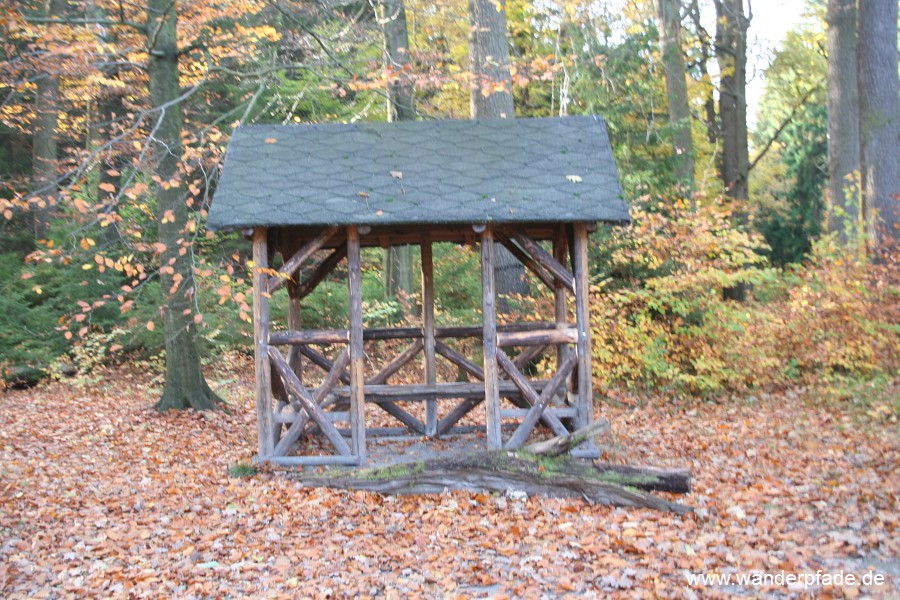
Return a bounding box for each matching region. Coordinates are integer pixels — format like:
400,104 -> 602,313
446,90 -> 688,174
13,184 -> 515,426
421,235 -> 438,437
347,225 -> 367,464
480,224 -> 502,449
573,223 -> 593,430
553,225 -> 571,392
252,227 -> 274,460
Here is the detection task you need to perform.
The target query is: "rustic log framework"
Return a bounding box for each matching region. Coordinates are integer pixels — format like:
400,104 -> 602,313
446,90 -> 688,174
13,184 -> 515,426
252,222 -> 599,467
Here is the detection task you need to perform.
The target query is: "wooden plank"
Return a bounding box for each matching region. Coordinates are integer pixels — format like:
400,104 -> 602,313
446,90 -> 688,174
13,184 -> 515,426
496,350 -> 570,438
269,347 -> 352,456
481,224 -> 502,449
297,345 -> 351,384
434,341 -> 484,381
269,329 -> 350,345
295,244 -> 347,299
252,228 -> 274,460
495,231 -> 555,291
497,327 -> 577,347
273,349 -> 350,456
573,223 -> 593,429
367,340 -> 424,385
347,226 -> 367,464
268,225 -> 339,293
511,231 -> 575,292
421,236 -> 438,437
505,352 -> 578,449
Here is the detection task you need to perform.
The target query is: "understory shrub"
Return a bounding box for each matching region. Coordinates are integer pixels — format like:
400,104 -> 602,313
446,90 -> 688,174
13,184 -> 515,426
590,197 -> 898,395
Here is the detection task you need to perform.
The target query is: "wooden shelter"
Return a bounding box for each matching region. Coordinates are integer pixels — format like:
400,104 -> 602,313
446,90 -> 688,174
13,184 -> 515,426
207,116 -> 628,466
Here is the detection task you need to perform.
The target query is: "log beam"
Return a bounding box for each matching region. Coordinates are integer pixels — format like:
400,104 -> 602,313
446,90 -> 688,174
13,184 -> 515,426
295,244 -> 347,299
421,236 -> 438,436
511,231 -> 575,292
347,226 -> 367,463
367,339 -> 424,385
269,348 -> 352,456
573,223 -> 593,430
481,224 -> 502,449
273,349 -> 350,456
268,225 -> 339,293
252,228 -> 274,460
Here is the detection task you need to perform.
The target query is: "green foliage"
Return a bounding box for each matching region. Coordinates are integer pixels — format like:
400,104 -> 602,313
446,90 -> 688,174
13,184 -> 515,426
590,198 -> 898,394
228,461 -> 257,478
751,26 -> 828,265
756,105 -> 827,265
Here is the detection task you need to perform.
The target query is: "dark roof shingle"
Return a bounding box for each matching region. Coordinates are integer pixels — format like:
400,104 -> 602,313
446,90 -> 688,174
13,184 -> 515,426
206,116 -> 628,230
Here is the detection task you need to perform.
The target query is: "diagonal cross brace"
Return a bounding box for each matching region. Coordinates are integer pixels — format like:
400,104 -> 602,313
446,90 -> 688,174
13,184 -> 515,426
267,226 -> 339,294
510,231 -> 575,292
269,347 -> 352,456
503,351 -> 577,449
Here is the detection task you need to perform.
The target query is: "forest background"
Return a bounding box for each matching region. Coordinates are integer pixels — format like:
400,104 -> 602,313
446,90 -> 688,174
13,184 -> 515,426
0,0 -> 897,405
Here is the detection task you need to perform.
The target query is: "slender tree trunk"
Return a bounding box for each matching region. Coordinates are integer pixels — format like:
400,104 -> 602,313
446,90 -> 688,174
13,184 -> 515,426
653,0 -> 694,190
147,0 -> 222,411
857,0 -> 900,251
379,0 -> 416,300
31,0 -> 68,240
688,0 -> 716,144
87,0 -> 124,245
468,0 -> 527,308
825,0 -> 861,241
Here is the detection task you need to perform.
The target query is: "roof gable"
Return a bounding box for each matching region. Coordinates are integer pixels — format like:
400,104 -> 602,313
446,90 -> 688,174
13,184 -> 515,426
206,116 -> 628,230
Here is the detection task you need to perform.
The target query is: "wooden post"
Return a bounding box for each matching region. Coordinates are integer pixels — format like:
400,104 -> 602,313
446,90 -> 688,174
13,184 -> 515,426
481,224 -> 502,449
252,227 -> 274,460
421,235 -> 438,436
573,223 -> 593,430
286,283 -> 303,378
553,225 -> 571,407
347,226 -> 367,464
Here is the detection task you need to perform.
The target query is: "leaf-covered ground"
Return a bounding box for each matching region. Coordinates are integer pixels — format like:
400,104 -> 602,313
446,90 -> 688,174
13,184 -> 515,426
1,357 -> 897,598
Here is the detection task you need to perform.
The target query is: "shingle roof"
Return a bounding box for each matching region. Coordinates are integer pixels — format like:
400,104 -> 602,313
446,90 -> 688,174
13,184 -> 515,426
206,116 -> 628,230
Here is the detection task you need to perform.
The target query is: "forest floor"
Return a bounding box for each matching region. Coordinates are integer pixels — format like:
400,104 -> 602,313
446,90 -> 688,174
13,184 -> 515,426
0,354 -> 897,599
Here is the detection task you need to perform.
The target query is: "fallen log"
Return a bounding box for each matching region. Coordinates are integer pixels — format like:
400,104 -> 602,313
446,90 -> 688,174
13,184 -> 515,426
299,422 -> 693,514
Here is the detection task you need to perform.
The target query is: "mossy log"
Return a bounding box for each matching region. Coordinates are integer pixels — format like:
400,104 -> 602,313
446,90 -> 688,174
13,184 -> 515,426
300,421 -> 693,515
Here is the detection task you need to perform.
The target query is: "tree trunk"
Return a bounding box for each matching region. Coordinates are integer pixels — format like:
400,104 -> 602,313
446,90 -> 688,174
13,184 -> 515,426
653,0 -> 694,190
715,0 -> 750,302
857,0 -> 900,251
378,0 -> 416,301
715,0 -> 750,202
825,0 -> 861,241
87,0 -> 125,245
468,0 -> 527,308
687,0 -> 717,144
31,0 -> 68,240
147,0 -> 222,411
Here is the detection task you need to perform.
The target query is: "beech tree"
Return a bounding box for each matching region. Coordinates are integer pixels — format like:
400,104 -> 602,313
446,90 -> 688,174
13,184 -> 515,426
379,0 -> 416,301
714,0 -> 750,202
146,0 -> 221,410
857,0 -> 900,250
30,0 -> 69,239
467,0 -> 527,306
825,0 -> 860,240
653,0 -> 694,190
